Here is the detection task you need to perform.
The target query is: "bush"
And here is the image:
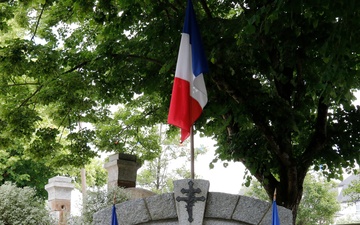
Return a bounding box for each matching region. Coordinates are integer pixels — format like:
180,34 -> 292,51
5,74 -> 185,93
81,187 -> 129,224
0,182 -> 54,225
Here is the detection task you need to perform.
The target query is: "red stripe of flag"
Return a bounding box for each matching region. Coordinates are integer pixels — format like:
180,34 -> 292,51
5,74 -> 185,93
168,0 -> 208,143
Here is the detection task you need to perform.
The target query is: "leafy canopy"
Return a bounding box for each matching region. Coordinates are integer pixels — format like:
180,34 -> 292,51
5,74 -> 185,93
343,175 -> 360,203
1,1 -> 360,222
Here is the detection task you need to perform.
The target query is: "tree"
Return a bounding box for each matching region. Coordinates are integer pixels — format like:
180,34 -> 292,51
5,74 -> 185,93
242,178 -> 269,201
343,175 -> 360,203
80,187 -> 129,224
0,140 -> 58,198
244,173 -> 340,225
1,1 -> 360,223
66,157 -> 108,190
136,145 -> 182,194
137,127 -> 207,193
0,128 -> 106,198
93,100 -> 162,163
296,175 -> 340,225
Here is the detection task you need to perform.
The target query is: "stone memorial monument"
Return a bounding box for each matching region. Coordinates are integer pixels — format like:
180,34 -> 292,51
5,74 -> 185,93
93,179 -> 293,225
45,176 -> 74,225
104,153 -> 142,189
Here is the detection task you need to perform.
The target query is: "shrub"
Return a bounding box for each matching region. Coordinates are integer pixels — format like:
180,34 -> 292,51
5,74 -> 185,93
0,182 -> 54,225
81,187 -> 129,224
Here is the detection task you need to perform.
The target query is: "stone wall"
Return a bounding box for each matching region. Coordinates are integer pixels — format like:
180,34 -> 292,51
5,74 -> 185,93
94,192 -> 293,225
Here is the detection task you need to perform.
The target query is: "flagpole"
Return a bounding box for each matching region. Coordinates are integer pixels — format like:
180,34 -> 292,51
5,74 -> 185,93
190,126 -> 195,179
167,0 -> 208,181
273,188 -> 277,201
111,190 -> 119,225
113,191 -> 116,205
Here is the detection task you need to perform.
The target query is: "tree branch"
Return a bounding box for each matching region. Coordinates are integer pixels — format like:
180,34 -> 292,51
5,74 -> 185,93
111,53 -> 163,66
239,154 -> 280,202
63,53 -> 163,75
213,77 -> 292,167
301,96 -> 329,167
18,85 -> 43,108
294,58 -> 305,109
14,52 -> 162,110
3,82 -> 40,87
199,0 -> 212,19
253,167 -> 279,201
255,119 -> 292,167
63,60 -> 91,74
31,4 -> 46,42
58,111 -> 71,142
164,0 -> 180,14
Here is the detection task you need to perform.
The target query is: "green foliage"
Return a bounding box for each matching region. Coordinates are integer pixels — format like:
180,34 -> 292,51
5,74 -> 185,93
94,102 -> 162,163
297,175 -> 340,225
343,176 -> 360,202
84,158 -> 108,188
62,158 -> 108,191
0,135 -> 106,199
63,129 -> 98,167
1,1 -> 360,222
0,141 -> 58,199
81,187 -> 129,224
243,173 -> 341,225
137,124 -> 207,193
0,2 -> 15,33
0,182 -> 55,225
0,124 -> 102,198
137,143 -> 205,194
243,178 -> 269,201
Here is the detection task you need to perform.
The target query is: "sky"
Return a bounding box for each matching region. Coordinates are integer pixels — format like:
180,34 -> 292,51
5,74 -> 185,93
184,135 -> 246,195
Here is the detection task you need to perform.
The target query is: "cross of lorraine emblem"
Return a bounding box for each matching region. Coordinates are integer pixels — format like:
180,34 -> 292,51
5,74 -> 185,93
176,180 -> 206,222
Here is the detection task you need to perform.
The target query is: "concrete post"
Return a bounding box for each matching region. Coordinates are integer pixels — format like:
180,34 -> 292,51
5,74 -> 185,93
45,176 -> 74,225
104,153 -> 141,189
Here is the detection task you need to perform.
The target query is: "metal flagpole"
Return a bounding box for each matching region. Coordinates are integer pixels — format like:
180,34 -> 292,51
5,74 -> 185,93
190,126 -> 195,179
273,188 -> 277,201
113,190 -> 116,205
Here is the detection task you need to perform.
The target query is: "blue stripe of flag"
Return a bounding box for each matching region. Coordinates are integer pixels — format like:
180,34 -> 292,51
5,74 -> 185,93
272,200 -> 280,225
111,204 -> 119,225
182,0 -> 209,77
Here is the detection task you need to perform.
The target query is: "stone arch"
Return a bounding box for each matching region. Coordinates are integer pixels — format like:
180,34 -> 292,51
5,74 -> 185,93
94,192 -> 292,225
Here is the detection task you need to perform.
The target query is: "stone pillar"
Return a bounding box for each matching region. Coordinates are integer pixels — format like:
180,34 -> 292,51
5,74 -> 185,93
45,176 -> 74,225
104,153 -> 141,189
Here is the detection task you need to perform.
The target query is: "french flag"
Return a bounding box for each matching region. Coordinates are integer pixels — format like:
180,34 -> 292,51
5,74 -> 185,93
168,0 -> 208,143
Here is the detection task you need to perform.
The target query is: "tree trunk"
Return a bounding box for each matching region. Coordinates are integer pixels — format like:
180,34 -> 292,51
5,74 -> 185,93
260,165 -> 307,225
